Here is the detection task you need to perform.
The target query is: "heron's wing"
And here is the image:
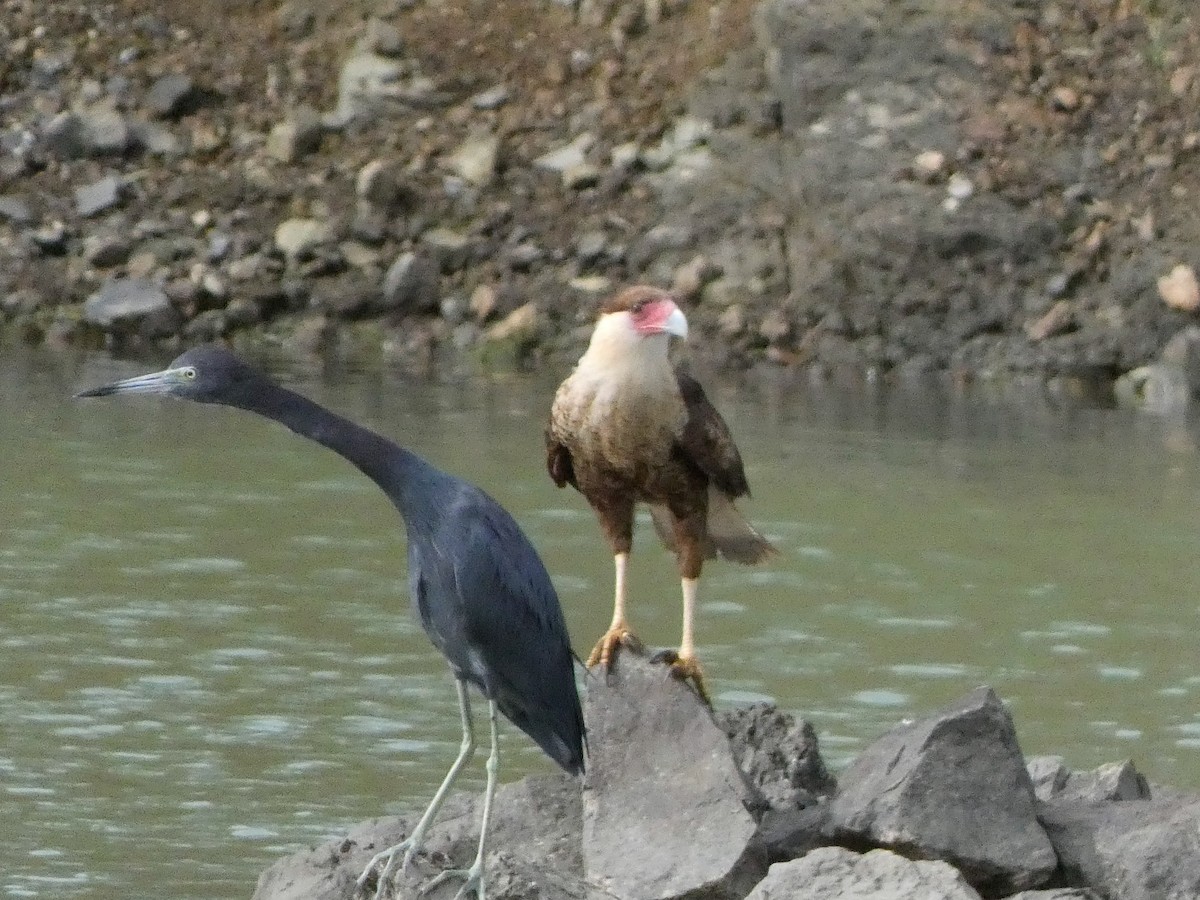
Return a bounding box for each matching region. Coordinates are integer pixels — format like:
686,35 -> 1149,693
439,489 -> 584,772
674,371 -> 751,498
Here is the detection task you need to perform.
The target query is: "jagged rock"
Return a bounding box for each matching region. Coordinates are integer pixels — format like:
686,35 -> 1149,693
744,847 -> 982,900
718,702 -> 836,810
82,277 -> 173,328
332,52 -> 403,126
582,651 -> 765,900
1039,795 -> 1200,900
1042,760 -> 1152,804
1005,891 -> 1103,900
78,103 -> 132,155
829,686 -> 1057,895
252,772 -> 586,900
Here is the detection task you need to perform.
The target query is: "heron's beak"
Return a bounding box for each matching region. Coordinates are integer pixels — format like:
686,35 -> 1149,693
75,366 -> 189,398
663,306 -> 688,339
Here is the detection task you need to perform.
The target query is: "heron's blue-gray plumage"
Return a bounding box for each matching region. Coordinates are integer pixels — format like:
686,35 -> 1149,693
81,344 -> 585,776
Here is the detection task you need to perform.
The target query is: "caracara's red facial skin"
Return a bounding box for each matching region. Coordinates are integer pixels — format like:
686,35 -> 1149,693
630,297 -> 680,335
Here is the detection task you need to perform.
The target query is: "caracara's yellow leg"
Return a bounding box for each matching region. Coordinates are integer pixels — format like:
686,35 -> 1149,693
587,552 -> 643,667
656,577 -> 712,706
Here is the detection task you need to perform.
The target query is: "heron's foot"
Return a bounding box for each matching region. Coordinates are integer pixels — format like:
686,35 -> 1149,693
650,649 -> 713,708
421,860 -> 484,900
585,624 -> 644,670
356,837 -> 419,900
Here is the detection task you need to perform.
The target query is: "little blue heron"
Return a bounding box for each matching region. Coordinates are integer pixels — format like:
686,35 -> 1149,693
77,343 -> 585,900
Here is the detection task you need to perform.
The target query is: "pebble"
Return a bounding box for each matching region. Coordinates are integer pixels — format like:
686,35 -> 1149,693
1158,264 -> 1200,312
75,175 -> 124,217
446,129 -> 500,186
534,133 -> 594,173
266,107 -> 324,162
470,85 -> 509,110
381,251 -> 439,314
145,73 -> 196,118
274,218 -> 333,261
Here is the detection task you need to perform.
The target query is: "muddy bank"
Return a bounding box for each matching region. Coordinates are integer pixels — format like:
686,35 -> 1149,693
1,0 -> 1198,394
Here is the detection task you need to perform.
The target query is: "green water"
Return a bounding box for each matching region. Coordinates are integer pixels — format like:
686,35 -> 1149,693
3,346 -> 1199,898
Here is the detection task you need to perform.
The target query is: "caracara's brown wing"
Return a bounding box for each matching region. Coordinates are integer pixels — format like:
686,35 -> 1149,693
545,425 -> 577,490
674,371 -> 750,498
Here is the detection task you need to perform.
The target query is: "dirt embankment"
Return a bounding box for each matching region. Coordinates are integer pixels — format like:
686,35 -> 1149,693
1,0 -> 1197,390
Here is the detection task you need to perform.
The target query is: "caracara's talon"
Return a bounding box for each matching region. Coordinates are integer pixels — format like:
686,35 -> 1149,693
585,626 -> 643,669
650,649 -> 713,707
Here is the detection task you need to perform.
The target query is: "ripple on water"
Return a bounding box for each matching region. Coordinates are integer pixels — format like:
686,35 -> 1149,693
851,689 -> 910,708
889,662 -> 969,679
1097,665 -> 1142,681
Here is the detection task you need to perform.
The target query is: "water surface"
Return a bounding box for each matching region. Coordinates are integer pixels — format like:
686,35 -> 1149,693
3,345 -> 1200,898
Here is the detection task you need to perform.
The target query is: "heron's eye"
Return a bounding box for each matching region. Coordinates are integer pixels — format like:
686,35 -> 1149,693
182,367 -> 197,380
631,300 -> 648,315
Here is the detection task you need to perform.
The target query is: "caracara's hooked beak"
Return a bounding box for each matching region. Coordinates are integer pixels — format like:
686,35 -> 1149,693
75,366 -> 190,399
634,299 -> 689,339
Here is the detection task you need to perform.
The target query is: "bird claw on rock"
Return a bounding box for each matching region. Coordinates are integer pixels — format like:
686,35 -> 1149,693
585,625 -> 645,670
356,839 -> 419,900
420,861 -> 484,900
650,649 -> 713,708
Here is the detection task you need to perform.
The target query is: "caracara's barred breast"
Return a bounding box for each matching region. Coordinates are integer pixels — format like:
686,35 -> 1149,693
549,366 -> 687,496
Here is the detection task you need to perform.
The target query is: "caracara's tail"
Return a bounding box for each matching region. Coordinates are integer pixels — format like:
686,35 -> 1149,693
649,491 -> 778,565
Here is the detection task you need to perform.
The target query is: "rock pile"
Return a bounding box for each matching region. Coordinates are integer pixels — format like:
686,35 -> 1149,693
251,653 -> 1200,900
3,0 -> 1200,389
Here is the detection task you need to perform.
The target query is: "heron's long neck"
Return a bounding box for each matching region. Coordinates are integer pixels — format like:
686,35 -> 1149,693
236,382 -> 438,521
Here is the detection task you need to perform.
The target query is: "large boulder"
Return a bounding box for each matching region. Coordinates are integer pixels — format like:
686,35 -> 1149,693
1039,795 -> 1200,900
829,686 -> 1057,895
582,651 -> 766,899
744,846 -> 982,900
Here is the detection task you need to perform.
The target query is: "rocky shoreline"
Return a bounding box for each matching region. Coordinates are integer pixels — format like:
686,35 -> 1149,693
251,653 -> 1200,900
2,0 -> 1199,398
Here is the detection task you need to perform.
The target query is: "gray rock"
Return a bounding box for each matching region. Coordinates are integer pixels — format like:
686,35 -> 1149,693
471,85 -> 510,110
83,277 -> 172,328
0,195 -> 34,224
252,772 -> 586,900
83,232 -> 134,268
1027,756 -> 1071,802
274,218 -> 333,262
79,103 -> 131,155
42,112 -> 87,159
719,702 -> 836,810
145,73 -> 197,119
744,847 -> 982,900
534,133 -> 594,174
1054,761 -> 1152,804
332,52 -> 403,126
447,129 -> 500,187
355,160 -> 416,210
128,119 -> 182,155
381,251 -> 440,314
30,221 -> 68,255
266,107 -> 324,162
1005,891 -> 1103,900
421,227 -> 473,273
582,651 -> 765,900
829,686 -> 1057,895
75,176 -> 125,217
1040,796 -> 1200,900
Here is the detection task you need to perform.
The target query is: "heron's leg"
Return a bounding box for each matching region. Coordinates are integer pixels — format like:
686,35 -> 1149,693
357,679 -> 476,899
653,576 -> 712,706
586,551 -> 644,668
420,698 -> 500,899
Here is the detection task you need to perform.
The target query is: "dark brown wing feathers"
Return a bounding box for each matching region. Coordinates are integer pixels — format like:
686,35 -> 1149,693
545,430 -> 576,489
674,372 -> 750,499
